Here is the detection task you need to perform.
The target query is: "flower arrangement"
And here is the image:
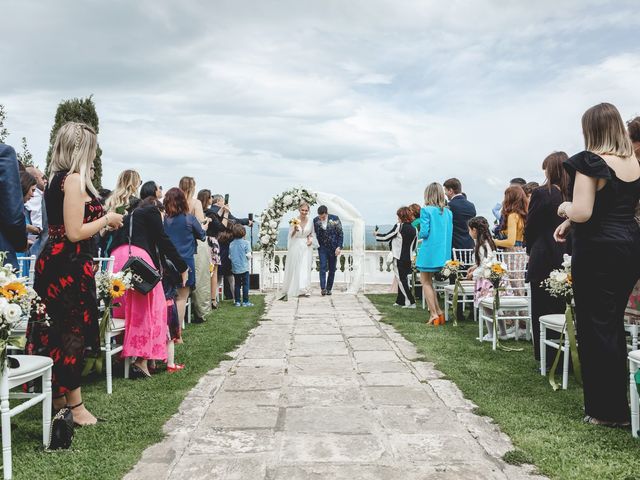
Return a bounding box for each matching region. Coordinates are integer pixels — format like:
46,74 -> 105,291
84,269 -> 132,375
259,187 -> 318,267
440,260 -> 462,326
95,269 -> 132,338
542,254 -> 581,390
477,254 -> 519,351
0,252 -> 48,373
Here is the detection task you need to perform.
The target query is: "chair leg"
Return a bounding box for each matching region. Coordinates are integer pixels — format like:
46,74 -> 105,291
478,308 -> 484,341
106,334 -> 113,395
444,293 -> 450,323
633,325 -> 638,351
631,359 -> 639,438
124,357 -> 131,379
492,326 -> 497,351
540,325 -> 546,376
42,367 -> 52,446
1,373 -> 12,480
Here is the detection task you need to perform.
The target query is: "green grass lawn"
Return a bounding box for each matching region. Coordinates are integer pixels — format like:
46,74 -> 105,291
6,296 -> 265,480
367,294 -> 640,480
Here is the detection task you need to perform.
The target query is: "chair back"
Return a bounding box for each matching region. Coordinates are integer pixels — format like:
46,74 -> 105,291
93,256 -> 115,274
16,255 -> 36,287
495,251 -> 528,296
452,248 -> 475,267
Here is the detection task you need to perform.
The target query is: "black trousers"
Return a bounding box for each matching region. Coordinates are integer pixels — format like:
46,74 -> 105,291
573,238 -> 640,423
395,259 -> 415,306
530,281 -> 565,366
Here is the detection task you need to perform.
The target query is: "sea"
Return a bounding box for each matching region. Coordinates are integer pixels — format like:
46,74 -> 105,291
248,224 -> 394,250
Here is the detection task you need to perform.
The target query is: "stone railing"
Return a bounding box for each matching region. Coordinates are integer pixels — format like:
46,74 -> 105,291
253,250 -> 394,291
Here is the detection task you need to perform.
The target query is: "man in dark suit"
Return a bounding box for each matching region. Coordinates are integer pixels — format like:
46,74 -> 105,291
0,143 -> 27,269
443,178 -> 476,250
313,205 -> 343,296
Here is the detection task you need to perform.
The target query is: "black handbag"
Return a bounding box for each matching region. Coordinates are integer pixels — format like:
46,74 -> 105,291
122,210 -> 161,294
46,407 -> 74,451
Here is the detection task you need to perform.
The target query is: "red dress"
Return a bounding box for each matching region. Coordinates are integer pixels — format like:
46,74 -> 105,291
26,171 -> 103,397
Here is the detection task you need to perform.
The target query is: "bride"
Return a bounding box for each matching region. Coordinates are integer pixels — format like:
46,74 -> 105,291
279,202 -> 314,300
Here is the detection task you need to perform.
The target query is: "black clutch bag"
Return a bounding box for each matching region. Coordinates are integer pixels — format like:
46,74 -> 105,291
46,408 -> 74,451
123,210 -> 161,295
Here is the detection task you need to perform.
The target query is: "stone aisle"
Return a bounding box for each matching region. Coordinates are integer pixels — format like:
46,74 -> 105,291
126,294 -> 545,480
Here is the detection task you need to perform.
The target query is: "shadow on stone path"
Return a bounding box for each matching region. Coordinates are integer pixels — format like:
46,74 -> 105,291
125,294 -> 546,480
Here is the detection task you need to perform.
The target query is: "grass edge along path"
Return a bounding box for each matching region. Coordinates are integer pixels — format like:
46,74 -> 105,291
367,294 -> 640,480
6,296 -> 265,480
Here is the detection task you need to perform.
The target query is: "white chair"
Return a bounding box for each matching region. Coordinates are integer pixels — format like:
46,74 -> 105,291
629,350 -> 640,438
15,256 -> 36,287
93,257 -> 130,394
539,314 -> 571,390
626,323 -> 639,351
452,248 -> 475,268
1,355 -> 53,480
478,251 -> 531,350
444,280 -> 476,323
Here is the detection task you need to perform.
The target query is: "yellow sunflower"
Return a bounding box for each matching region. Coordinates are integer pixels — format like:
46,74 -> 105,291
491,264 -> 506,276
1,282 -> 27,300
110,279 -> 127,298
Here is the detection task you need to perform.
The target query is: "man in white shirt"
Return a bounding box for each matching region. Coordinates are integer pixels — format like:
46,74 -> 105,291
25,166 -> 46,229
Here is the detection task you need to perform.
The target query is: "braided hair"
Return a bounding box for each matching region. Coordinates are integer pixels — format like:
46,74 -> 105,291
468,216 -> 496,266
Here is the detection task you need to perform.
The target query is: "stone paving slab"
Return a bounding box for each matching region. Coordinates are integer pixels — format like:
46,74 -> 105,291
125,294 -> 546,480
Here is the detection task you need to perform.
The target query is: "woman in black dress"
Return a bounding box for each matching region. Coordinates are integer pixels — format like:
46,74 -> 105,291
555,103 -> 640,426
26,122 -> 124,426
525,152 -> 570,365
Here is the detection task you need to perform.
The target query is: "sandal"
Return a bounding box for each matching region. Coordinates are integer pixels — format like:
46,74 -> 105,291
69,402 -> 106,427
583,415 -> 630,428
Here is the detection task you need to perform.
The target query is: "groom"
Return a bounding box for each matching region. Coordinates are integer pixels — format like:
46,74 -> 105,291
313,205 -> 344,296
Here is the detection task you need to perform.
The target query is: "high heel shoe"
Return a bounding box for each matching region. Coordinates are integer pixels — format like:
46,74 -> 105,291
437,314 -> 445,326
167,364 -> 185,373
130,364 -> 152,379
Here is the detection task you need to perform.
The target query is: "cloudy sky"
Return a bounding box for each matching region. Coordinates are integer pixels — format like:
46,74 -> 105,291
2,0 -> 640,223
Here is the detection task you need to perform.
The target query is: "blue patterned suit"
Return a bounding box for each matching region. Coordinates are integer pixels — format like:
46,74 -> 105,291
313,214 -> 344,292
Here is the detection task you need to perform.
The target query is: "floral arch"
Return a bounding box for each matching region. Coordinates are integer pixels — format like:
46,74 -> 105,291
259,188 -> 365,293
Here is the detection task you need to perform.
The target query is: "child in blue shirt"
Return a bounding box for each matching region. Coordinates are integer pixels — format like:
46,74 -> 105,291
229,224 -> 253,307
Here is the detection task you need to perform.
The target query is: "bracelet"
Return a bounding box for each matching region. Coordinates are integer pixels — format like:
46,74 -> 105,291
104,213 -> 110,228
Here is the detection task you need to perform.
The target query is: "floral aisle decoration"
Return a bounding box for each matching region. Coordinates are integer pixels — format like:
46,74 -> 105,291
440,259 -> 462,326
83,269 -> 132,375
0,252 -> 48,373
542,254 -> 581,390
259,188 -> 318,270
478,255 -> 522,352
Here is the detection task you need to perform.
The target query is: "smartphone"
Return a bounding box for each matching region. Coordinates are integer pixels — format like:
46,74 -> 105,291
375,225 -> 379,231
248,213 -> 254,221
224,194 -> 229,205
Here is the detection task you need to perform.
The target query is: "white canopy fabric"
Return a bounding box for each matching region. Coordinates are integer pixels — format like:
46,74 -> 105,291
315,192 -> 365,293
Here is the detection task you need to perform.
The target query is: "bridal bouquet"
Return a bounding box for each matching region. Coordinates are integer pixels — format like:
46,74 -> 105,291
259,187 -> 317,266
84,269 -> 132,375
542,254 -> 581,390
0,252 -> 48,373
440,260 -> 462,326
289,218 -> 301,228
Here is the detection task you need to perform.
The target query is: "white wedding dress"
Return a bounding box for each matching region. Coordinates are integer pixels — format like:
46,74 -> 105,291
279,218 -> 314,300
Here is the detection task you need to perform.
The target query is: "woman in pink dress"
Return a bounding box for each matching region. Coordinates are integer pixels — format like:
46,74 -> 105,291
107,171 -> 188,377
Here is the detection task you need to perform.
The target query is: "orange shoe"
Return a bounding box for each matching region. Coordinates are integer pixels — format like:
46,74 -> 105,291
439,314 -> 445,325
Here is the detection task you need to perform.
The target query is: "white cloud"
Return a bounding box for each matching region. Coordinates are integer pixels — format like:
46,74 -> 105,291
1,0 -> 640,223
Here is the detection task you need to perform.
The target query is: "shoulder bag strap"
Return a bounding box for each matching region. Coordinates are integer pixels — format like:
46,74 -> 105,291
128,209 -> 134,257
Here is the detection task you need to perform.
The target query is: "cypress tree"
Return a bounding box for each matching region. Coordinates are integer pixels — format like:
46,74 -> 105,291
45,95 -> 103,188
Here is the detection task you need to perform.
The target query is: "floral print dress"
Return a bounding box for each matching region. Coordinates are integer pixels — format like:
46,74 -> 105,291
26,171 -> 103,397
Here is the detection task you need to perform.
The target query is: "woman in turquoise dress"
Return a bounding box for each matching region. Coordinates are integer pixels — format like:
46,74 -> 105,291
416,182 -> 453,325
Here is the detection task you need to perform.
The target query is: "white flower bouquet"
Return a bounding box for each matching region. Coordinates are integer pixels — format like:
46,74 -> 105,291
0,251 -> 48,373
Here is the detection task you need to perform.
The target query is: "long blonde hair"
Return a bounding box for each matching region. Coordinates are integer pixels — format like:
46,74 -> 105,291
179,176 -> 196,199
424,182 -> 446,212
49,122 -> 98,196
582,103 -> 634,158
106,169 -> 141,212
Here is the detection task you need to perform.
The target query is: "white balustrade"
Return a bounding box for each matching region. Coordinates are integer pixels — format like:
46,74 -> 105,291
254,250 -> 394,292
